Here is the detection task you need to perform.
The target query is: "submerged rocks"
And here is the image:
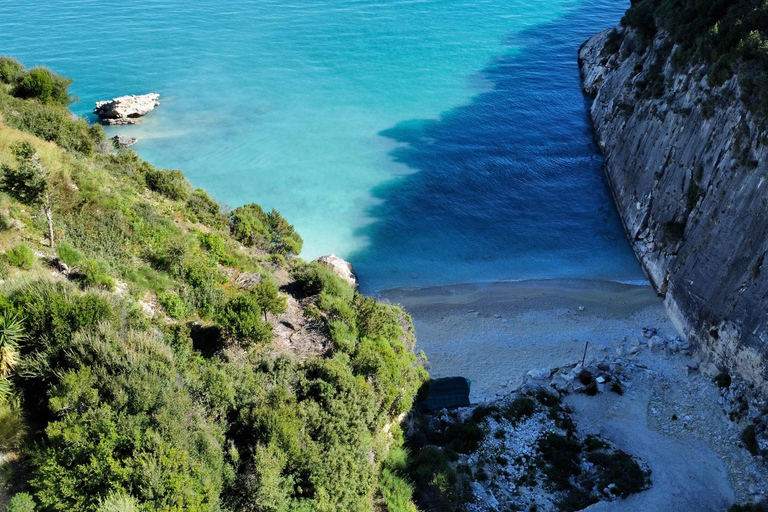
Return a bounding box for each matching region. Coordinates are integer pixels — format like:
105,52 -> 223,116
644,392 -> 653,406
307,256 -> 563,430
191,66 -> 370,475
94,93 -> 160,125
314,254 -> 358,289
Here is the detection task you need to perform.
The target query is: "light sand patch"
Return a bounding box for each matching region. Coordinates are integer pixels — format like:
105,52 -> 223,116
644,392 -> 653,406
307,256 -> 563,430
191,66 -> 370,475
380,279 -> 674,401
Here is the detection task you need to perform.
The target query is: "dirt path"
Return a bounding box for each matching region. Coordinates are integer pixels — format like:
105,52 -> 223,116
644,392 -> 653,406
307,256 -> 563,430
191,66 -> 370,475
568,390 -> 734,511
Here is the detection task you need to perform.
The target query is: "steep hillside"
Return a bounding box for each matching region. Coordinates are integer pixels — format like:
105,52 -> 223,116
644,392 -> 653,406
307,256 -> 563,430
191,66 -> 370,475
578,2 -> 768,394
0,58 -> 426,512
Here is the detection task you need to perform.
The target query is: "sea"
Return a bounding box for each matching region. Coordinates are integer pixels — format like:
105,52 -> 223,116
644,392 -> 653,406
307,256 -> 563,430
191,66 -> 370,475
0,0 -> 644,293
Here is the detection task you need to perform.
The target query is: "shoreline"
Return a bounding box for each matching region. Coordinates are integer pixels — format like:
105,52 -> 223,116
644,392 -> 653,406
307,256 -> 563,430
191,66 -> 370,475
379,278 -> 675,402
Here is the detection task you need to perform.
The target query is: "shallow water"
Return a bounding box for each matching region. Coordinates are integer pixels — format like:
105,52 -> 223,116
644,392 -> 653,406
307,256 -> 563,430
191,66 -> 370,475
0,0 -> 641,292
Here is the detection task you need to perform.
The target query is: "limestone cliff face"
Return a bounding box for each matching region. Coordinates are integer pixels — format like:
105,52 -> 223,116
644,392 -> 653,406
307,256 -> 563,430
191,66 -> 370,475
580,27 -> 768,392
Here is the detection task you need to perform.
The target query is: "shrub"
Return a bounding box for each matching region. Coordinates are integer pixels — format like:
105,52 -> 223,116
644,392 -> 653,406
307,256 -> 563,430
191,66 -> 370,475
742,424 -> 759,455
217,293 -> 272,347
714,372 -> 732,388
81,258 -> 115,291
0,57 -> 25,84
537,433 -> 582,490
503,396 -> 537,424
292,263 -> 352,300
145,168 -> 192,200
443,419 -> 484,454
587,449 -> 650,498
56,241 -> 85,268
229,204 -> 303,255
6,243 -> 35,269
0,95 -> 100,153
158,291 -> 187,319
7,492 -> 36,512
186,189 -> 226,228
230,203 -> 270,249
13,67 -> 73,106
730,501 -> 768,512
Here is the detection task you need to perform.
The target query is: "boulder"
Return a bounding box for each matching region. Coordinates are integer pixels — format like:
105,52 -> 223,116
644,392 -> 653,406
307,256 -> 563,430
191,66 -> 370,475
313,254 -> 358,289
111,135 -> 137,148
94,93 -> 160,124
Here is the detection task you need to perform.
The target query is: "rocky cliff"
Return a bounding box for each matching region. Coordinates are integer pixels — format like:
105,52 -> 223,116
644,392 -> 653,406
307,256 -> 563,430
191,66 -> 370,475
579,27 -> 768,393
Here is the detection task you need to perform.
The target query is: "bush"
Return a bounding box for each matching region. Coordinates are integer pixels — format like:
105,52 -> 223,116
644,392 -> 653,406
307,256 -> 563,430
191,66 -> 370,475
81,258 -> 115,291
7,492 -> 36,512
587,449 -> 650,498
230,204 -> 303,255
0,95 -> 100,153
292,263 -> 352,300
145,168 -> 192,200
6,243 -> 35,269
217,293 -> 272,347
443,419 -> 484,454
56,241 -> 84,268
730,501 -> 768,512
742,424 -> 759,455
158,291 -> 187,319
537,433 -> 582,490
503,396 -> 537,424
186,189 -> 226,228
0,57 -> 25,84
12,67 -> 73,106
714,372 -> 732,388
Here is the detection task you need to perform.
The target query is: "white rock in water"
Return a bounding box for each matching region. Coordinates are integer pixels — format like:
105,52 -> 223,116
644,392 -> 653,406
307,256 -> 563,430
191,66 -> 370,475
94,93 -> 160,122
314,254 -> 358,289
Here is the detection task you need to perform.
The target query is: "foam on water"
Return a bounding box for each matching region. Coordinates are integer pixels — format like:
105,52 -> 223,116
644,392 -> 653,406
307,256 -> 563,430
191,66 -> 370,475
0,0 -> 643,292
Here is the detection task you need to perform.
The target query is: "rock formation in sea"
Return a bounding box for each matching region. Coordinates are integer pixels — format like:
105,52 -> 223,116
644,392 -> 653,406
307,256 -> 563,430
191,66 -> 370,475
94,93 -> 160,125
579,27 -> 768,395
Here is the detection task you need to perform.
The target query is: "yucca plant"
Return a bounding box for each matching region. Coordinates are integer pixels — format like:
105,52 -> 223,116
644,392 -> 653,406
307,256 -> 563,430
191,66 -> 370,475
0,312 -> 25,376
0,378 -> 11,403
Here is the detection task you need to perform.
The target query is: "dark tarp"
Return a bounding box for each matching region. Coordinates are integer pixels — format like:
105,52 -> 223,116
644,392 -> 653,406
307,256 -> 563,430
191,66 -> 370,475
419,377 -> 471,411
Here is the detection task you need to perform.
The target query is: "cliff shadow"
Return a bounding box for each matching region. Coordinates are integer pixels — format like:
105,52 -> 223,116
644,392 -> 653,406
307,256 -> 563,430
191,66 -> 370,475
349,0 -> 639,293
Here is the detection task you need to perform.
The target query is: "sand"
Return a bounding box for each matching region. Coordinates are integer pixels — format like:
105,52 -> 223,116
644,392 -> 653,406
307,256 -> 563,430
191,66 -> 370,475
380,279 -> 675,402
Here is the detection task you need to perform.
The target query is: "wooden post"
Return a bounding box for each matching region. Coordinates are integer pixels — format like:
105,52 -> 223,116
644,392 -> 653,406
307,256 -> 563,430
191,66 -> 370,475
582,341 -> 589,366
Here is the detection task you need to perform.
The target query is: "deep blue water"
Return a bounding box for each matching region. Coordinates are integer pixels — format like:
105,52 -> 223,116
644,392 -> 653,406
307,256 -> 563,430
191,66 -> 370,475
352,0 -> 643,291
0,0 -> 643,292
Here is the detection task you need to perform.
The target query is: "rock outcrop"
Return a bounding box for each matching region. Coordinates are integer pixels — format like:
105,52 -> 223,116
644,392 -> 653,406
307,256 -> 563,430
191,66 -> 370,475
94,93 -> 159,125
313,254 -> 358,289
579,27 -> 768,393
111,135 -> 137,148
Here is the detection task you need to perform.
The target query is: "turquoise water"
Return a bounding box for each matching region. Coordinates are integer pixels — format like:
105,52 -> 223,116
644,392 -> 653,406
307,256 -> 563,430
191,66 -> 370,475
0,0 -> 642,292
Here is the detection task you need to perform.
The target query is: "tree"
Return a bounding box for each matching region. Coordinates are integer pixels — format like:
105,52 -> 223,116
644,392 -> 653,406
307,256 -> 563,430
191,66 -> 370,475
254,278 -> 287,323
1,141 -> 55,249
266,209 -> 303,256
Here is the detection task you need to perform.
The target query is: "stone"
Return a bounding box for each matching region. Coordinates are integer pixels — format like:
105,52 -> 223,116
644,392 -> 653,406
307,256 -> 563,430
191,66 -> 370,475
527,368 -> 551,380
111,135 -> 138,148
94,93 -> 160,123
313,254 -> 358,289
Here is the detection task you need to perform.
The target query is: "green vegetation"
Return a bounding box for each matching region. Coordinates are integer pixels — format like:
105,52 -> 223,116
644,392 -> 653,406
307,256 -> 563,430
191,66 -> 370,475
0,58 -> 426,512
714,372 -> 732,388
741,424 -> 759,455
620,0 -> 768,116
730,501 -> 768,512
5,242 -> 34,270
403,388 -> 649,511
